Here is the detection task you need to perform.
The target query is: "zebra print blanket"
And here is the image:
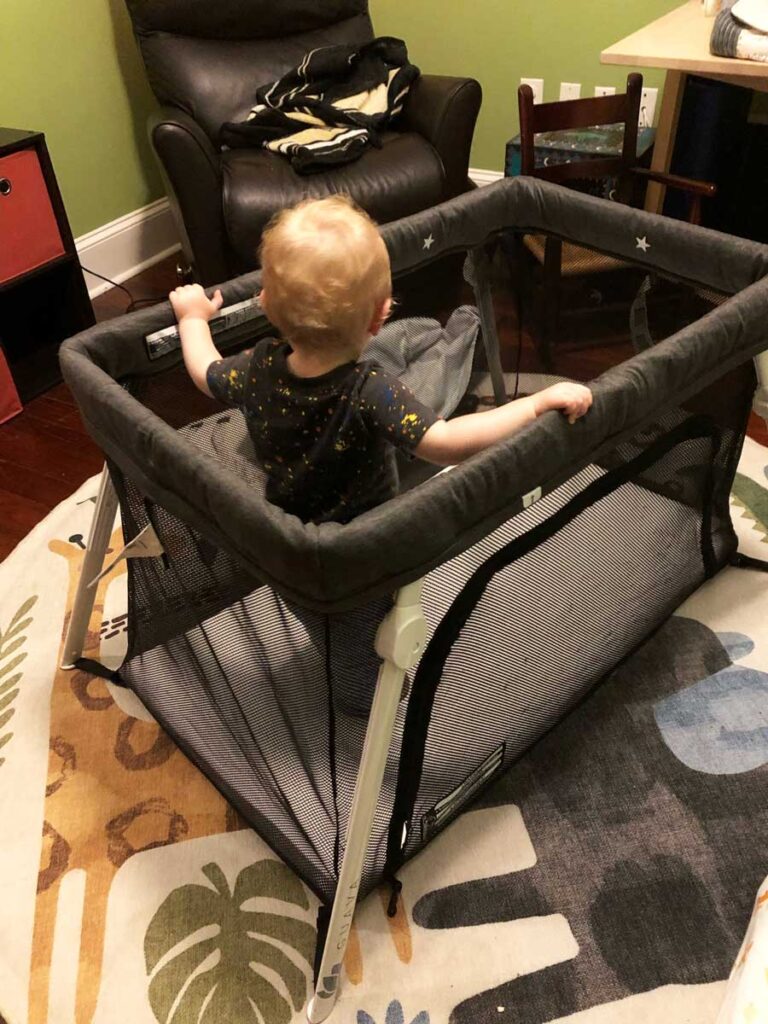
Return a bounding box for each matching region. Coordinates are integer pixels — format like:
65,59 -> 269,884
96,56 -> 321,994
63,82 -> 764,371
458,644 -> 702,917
220,37 -> 419,174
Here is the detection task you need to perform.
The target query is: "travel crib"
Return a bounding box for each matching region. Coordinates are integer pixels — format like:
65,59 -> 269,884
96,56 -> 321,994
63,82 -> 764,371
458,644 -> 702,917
59,177 -> 768,1021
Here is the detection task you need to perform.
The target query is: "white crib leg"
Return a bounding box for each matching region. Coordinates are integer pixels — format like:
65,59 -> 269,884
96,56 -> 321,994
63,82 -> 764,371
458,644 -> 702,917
307,579 -> 427,1024
754,351 -> 768,427
60,466 -> 119,670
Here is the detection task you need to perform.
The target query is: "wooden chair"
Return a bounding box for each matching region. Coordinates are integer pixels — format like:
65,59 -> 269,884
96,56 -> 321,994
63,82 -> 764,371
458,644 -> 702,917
517,72 -> 716,369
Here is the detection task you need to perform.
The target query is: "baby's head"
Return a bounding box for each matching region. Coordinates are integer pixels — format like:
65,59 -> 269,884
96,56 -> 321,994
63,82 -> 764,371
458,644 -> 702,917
258,195 -> 391,360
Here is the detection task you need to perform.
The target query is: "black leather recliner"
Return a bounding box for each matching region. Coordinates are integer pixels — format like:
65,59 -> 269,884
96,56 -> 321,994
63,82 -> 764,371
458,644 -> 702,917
124,0 -> 483,285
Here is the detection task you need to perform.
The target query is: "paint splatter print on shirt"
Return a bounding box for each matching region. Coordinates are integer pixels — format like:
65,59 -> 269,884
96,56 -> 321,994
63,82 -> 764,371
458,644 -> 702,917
206,339 -> 438,523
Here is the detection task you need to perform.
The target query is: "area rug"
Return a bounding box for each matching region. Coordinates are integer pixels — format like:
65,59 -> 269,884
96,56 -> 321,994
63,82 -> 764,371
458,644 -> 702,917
1,438 -> 767,1024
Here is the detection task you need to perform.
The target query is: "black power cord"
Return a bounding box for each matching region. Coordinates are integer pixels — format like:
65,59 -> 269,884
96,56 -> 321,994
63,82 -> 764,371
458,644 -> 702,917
80,265 -> 167,314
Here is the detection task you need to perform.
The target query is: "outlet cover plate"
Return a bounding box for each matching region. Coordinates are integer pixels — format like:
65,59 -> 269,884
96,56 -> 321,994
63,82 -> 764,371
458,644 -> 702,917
640,87 -> 658,127
521,77 -> 544,104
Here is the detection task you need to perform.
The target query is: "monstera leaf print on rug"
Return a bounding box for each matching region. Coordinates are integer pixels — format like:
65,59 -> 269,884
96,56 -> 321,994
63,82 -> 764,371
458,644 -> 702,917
731,470 -> 768,544
144,859 -> 315,1023
0,595 -> 37,767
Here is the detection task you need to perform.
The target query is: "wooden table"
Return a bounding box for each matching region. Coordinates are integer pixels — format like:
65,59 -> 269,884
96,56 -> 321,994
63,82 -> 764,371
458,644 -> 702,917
601,0 -> 768,212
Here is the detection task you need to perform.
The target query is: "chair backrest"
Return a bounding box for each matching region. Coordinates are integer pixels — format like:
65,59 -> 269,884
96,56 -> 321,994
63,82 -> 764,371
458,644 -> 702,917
517,73 -> 642,196
125,0 -> 374,142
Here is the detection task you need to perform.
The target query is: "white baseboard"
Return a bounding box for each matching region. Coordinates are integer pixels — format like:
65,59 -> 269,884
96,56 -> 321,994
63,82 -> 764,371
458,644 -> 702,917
76,198 -> 182,300
469,167 -> 504,188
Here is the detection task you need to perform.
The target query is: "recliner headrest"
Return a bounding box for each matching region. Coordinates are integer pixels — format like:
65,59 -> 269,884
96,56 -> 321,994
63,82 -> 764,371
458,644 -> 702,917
125,0 -> 369,40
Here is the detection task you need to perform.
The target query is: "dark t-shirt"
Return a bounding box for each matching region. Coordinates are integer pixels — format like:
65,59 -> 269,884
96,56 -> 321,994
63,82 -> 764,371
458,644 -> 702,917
206,338 -> 439,523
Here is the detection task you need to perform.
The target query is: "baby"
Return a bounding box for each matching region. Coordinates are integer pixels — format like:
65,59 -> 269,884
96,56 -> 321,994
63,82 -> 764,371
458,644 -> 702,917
170,195 -> 592,523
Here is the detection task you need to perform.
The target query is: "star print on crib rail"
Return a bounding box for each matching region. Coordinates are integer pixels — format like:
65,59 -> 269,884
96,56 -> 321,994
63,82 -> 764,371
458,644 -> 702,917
635,236 -> 651,253
422,234 -> 435,251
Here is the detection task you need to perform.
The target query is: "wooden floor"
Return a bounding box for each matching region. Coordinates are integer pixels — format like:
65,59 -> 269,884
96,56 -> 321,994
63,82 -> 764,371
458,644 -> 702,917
1,255 -> 766,561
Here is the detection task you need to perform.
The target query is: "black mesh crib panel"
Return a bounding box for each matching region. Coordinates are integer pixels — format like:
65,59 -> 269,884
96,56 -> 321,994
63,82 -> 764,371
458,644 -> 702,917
120,573 -> 397,904
121,581 -> 335,896
382,380 -> 751,876
386,424 -> 727,871
114,470 -> 264,659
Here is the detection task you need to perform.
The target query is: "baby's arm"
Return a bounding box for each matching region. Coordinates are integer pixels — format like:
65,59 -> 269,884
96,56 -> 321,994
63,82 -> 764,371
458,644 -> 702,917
416,382 -> 593,466
169,285 -> 225,397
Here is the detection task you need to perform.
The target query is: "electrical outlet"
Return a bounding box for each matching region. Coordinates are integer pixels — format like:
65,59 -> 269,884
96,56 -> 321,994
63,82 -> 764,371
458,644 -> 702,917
639,87 -> 658,127
520,77 -> 544,104
594,85 -> 616,97
559,82 -> 581,101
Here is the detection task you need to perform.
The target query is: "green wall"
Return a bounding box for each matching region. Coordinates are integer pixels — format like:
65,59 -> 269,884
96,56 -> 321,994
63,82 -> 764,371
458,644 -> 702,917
2,0 -> 164,237
369,0 -> 678,171
2,0 -> 679,238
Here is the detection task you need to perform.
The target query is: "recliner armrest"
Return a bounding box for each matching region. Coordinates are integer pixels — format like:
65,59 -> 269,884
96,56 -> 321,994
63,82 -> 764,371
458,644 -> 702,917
149,107 -> 231,286
399,74 -> 482,198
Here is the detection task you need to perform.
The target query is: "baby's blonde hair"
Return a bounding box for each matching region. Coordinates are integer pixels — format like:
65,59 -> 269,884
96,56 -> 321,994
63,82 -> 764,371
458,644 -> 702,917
259,195 -> 391,353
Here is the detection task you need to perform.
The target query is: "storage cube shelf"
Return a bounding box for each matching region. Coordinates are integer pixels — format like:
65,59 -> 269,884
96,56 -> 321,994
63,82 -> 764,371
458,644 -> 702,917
0,128 -> 94,404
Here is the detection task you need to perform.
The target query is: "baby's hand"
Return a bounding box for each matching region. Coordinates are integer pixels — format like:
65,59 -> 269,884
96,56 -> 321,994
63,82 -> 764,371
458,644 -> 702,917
538,382 -> 593,424
169,284 -> 224,324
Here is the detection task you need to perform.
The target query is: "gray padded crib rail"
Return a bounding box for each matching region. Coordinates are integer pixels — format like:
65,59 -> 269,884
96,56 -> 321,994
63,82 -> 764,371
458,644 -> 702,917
60,177 -> 768,612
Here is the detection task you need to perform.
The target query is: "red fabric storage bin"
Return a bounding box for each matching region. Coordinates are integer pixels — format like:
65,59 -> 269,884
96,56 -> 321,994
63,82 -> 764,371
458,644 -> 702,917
0,346 -> 22,424
0,149 -> 65,285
